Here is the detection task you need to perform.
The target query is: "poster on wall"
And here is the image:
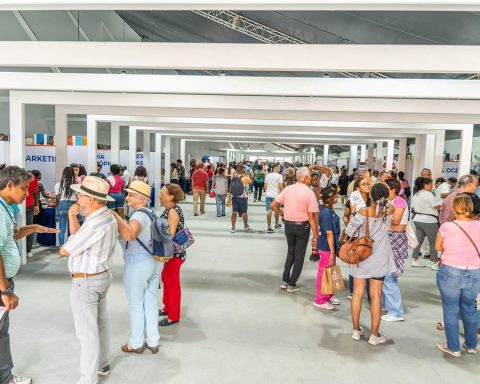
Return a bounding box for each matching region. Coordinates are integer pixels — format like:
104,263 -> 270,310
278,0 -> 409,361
442,161 -> 459,178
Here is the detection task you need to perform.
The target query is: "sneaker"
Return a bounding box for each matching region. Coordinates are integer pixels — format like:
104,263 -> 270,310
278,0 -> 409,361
244,225 -> 252,231
193,213 -> 199,216
411,259 -> 426,268
346,294 -> 353,300
286,285 -> 300,293
436,343 -> 461,357
280,281 -> 288,290
254,199 -> 257,202
313,301 -> 335,310
352,327 -> 365,341
368,334 -> 388,346
26,252 -> 33,258
423,254 -> 430,259
329,297 -> 340,305
9,376 -> 32,384
275,224 -> 282,229
267,228 -> 274,233
230,228 -> 236,233
463,343 -> 477,355
98,365 -> 111,376
431,262 -> 439,271
381,314 -> 405,322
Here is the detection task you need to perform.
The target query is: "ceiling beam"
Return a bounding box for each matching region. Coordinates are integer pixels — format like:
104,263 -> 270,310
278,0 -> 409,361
2,1 -> 480,11
2,42 -> 480,73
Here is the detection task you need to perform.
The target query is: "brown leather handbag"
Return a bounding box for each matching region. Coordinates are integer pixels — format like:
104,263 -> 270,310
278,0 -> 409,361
339,209 -> 374,265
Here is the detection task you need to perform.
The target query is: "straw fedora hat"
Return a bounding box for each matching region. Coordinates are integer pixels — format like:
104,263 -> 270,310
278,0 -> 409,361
70,176 -> 115,201
124,180 -> 151,199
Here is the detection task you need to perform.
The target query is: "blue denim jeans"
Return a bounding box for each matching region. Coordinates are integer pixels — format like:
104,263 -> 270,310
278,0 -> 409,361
436,264 -> 480,352
215,194 -> 226,216
56,200 -> 75,246
382,272 -> 404,317
123,257 -> 163,348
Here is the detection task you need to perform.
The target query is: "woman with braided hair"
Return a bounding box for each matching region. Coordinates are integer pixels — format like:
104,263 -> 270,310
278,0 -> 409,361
54,166 -> 77,245
345,183 -> 395,346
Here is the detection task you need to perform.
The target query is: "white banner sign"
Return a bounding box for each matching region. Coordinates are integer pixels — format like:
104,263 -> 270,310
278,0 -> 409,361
442,161 -> 459,178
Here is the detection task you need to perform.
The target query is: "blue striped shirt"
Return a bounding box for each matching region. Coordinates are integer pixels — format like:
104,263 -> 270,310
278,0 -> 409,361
63,206 -> 118,274
0,197 -> 21,278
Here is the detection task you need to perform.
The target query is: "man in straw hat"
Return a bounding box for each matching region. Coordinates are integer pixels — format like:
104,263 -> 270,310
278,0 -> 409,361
60,176 -> 118,384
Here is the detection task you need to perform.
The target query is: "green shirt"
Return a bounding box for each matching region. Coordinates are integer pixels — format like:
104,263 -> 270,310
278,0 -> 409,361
0,197 -> 21,278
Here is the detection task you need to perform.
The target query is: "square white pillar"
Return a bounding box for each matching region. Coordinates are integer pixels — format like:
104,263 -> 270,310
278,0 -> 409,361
367,145 -> 374,170
143,130 -> 150,173
398,138 -> 407,172
412,135 -> 422,184
386,140 -> 395,171
350,145 -> 358,171
86,115 -> 97,174
376,142 -> 384,171
129,127 -> 137,175
164,136 -> 171,183
154,134 -> 162,207
180,139 -> 186,166
360,145 -> 367,162
433,131 -> 445,179
423,134 -> 436,173
110,122 -> 120,165
55,106 -> 67,181
459,126 -> 473,176
323,145 -> 329,165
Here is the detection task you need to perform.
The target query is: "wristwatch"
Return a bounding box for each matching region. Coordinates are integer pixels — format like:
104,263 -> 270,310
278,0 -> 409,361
0,282 -> 14,296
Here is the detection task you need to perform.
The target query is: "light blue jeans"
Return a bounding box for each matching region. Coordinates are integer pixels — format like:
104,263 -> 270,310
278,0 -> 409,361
215,194 -> 226,216
123,257 -> 163,348
57,200 -> 75,246
436,264 -> 480,352
382,272 -> 404,318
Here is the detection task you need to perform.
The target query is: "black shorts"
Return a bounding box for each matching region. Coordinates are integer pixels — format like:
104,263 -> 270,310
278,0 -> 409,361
232,197 -> 248,215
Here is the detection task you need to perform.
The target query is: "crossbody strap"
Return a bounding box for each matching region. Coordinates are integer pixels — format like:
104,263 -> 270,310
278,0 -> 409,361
452,221 -> 480,259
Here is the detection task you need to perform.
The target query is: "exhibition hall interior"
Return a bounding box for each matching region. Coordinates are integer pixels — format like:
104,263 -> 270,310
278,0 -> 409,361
0,2 -> 479,384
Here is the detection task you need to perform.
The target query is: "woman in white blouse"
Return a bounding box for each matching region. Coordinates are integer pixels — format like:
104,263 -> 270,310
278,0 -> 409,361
411,177 -> 441,269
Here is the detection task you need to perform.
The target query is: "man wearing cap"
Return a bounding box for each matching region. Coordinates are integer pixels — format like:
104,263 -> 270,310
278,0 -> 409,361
60,176 -> 118,384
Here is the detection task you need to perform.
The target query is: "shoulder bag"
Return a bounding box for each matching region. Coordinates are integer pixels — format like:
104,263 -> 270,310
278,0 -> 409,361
451,221 -> 480,311
338,208 -> 374,265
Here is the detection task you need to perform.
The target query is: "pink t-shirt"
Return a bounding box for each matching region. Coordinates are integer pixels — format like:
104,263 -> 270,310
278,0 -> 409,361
275,183 -> 319,221
393,196 -> 409,225
439,221 -> 480,269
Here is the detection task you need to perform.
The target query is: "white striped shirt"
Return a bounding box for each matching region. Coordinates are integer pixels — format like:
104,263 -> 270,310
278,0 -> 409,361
63,206 -> 117,274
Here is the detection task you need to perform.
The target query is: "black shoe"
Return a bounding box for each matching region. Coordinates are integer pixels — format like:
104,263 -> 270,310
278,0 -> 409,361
275,224 -> 282,229
98,365 -> 111,376
267,228 -> 274,233
159,310 -> 168,317
193,213 -> 199,216
159,318 -> 179,327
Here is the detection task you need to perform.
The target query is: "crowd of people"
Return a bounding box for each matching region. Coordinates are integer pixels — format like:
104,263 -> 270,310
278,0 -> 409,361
1,157 -> 480,384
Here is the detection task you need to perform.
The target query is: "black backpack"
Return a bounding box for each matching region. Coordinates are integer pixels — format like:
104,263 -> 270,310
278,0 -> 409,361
230,177 -> 245,197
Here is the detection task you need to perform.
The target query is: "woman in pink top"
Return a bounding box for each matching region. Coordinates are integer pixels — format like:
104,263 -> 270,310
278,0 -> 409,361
106,164 -> 126,218
434,193 -> 480,357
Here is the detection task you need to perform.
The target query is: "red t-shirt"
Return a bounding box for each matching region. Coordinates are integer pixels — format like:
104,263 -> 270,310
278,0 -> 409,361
206,169 -> 213,178
26,176 -> 39,208
191,170 -> 209,191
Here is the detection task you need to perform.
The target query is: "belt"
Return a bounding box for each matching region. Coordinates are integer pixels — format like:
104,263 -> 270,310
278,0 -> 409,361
71,270 -> 108,279
285,220 -> 309,225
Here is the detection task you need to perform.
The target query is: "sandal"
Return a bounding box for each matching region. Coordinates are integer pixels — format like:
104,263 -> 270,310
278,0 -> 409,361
144,342 -> 159,354
121,343 -> 145,354
436,322 -> 445,331
158,318 -> 179,327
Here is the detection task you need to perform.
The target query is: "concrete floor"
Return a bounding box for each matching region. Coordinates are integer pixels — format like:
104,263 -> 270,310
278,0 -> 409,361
9,197 -> 480,384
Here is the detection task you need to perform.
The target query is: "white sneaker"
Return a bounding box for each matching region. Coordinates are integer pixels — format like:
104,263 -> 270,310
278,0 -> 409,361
244,225 -> 252,231
463,343 -> 477,355
329,297 -> 340,305
368,334 -> 388,346
230,228 -> 236,233
352,327 -> 365,341
26,252 -> 33,258
381,314 -> 405,322
346,294 -> 353,300
431,262 -> 439,271
313,302 -> 335,310
411,259 -> 426,268
9,376 -> 32,384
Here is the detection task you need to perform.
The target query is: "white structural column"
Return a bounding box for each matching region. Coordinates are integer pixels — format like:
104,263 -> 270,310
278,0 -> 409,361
110,122 -> 120,165
323,145 -> 329,165
376,142 -> 384,170
360,145 -> 367,162
86,115 -> 97,174
412,135 -> 422,184
433,131 -> 445,179
164,136 -> 171,183
54,106 -> 67,181
459,125 -> 474,176
180,139 -> 186,166
128,127 -> 137,174
143,131 -> 150,172
367,145 -> 374,170
423,134 -> 436,173
386,140 -> 395,171
398,138 -> 407,172
310,147 -> 316,164
350,145 -> 358,171
154,134 -> 162,207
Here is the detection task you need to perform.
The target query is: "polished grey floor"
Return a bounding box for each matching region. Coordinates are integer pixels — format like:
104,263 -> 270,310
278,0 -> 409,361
9,198 -> 480,383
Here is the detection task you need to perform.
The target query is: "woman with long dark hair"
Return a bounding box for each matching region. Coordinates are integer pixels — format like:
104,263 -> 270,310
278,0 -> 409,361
346,183 -> 394,346
106,164 -> 126,218
55,166 -> 77,245
133,165 -> 149,184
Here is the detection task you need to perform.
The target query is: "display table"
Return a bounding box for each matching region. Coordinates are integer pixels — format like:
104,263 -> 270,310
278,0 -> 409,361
36,207 -> 57,246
